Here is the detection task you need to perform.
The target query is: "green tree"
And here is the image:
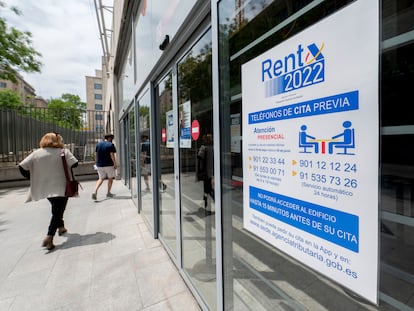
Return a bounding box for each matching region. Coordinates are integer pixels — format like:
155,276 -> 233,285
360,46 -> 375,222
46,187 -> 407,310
0,88 -> 23,109
139,105 -> 150,130
47,93 -> 86,129
0,1 -> 42,82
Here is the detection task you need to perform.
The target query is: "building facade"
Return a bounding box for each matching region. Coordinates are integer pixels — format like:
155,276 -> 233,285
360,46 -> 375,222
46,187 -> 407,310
0,72 -> 37,106
85,69 -> 103,111
104,1 -> 414,310
85,69 -> 106,133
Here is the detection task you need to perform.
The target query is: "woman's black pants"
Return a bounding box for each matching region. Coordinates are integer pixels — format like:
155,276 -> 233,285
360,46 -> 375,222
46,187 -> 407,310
47,197 -> 68,236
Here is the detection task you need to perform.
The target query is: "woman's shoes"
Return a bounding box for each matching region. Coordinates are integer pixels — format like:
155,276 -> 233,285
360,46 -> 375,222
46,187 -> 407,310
41,228 -> 66,250
42,236 -> 55,250
58,227 -> 67,236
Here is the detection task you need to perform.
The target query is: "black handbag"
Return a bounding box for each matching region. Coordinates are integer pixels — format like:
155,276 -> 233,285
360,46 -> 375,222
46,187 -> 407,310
61,149 -> 80,197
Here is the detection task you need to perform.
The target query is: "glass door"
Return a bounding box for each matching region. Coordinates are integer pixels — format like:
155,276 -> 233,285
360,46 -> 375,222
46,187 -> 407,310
129,106 -> 138,205
156,72 -> 178,257
138,90 -> 154,227
380,2 -> 414,309
177,28 -> 216,310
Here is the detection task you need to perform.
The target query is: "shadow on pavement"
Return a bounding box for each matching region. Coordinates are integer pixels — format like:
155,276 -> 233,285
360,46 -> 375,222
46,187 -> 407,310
56,232 -> 116,250
92,195 -> 132,203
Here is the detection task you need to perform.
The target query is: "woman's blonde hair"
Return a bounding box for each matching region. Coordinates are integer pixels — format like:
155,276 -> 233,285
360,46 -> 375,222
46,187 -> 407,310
39,132 -> 64,148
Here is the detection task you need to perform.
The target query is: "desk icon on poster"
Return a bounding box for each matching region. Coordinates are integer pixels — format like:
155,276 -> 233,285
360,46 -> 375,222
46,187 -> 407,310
298,121 -> 355,155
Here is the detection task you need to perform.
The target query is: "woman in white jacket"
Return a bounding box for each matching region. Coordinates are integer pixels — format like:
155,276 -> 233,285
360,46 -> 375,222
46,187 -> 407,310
19,132 -> 78,250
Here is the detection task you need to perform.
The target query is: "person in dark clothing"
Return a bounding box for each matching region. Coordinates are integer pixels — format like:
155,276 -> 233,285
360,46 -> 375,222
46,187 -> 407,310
141,135 -> 151,191
197,134 -> 214,208
92,133 -> 117,200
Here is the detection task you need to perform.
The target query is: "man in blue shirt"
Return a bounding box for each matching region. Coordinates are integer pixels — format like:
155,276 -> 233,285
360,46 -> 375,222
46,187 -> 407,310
92,133 -> 117,200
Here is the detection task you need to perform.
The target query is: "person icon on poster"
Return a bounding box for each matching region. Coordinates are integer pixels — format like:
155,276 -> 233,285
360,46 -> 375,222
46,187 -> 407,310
328,120 -> 355,155
299,125 -> 319,153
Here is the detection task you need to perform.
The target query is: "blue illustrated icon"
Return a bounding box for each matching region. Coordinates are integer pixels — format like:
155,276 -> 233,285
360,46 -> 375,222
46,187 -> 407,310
299,125 -> 319,153
298,121 -> 355,155
328,121 -> 355,155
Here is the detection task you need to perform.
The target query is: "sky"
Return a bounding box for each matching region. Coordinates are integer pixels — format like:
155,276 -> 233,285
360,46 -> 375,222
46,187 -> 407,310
2,0 -> 109,102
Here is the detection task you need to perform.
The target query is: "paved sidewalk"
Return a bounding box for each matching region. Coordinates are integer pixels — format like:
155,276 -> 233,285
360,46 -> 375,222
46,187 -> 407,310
0,180 -> 201,311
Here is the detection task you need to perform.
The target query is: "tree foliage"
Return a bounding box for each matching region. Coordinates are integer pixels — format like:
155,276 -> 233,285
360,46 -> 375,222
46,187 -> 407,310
0,88 -> 23,109
0,92 -> 87,130
0,1 -> 42,82
139,105 -> 150,130
47,93 -> 86,129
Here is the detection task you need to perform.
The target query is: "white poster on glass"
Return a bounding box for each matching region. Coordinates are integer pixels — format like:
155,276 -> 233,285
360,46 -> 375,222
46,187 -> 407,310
231,113 -> 241,153
166,110 -> 174,148
242,1 -> 379,304
179,101 -> 192,148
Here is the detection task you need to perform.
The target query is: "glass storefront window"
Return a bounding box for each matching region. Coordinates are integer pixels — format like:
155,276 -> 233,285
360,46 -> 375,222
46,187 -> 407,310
156,72 -> 177,257
119,41 -> 135,109
177,28 -> 216,310
116,0 -> 414,309
138,90 -> 154,228
218,0 -> 414,310
380,1 -> 414,309
135,0 -> 197,87
129,107 -> 138,205
382,1 -> 414,41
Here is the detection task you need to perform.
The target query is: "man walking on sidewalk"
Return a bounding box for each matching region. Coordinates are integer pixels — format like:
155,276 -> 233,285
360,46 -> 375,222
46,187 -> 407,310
92,133 -> 117,200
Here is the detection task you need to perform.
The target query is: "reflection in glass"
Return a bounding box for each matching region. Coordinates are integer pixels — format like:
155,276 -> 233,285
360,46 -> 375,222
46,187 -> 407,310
135,0 -> 197,87
157,72 -> 177,257
178,28 -> 216,310
129,107 -> 138,205
120,41 -> 135,107
380,2 -> 414,305
139,90 -> 154,229
217,0 -> 391,310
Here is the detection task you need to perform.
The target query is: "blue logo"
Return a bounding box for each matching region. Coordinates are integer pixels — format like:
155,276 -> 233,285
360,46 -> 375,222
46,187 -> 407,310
261,43 -> 325,97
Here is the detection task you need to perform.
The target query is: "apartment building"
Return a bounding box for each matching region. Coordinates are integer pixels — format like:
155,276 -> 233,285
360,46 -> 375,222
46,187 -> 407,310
85,69 -> 105,133
0,72 -> 38,106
